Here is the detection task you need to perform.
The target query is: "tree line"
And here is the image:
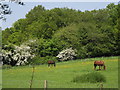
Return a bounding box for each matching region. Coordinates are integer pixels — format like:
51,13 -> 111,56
1,3 -> 120,65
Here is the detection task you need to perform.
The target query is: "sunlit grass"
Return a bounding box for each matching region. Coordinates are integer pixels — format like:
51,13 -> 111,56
2,56 -> 118,88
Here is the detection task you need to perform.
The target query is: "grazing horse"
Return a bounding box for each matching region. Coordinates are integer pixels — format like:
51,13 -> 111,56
48,60 -> 56,67
94,61 -> 106,70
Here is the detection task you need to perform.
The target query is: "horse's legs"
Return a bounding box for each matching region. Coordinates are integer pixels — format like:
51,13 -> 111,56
102,65 -> 104,69
100,65 -> 105,70
101,66 -> 102,70
94,64 -> 97,70
104,65 -> 106,70
54,63 -> 56,67
99,66 -> 101,70
48,64 -> 50,67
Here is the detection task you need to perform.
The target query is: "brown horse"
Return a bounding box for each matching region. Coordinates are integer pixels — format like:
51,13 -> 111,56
48,60 -> 56,67
94,61 -> 106,70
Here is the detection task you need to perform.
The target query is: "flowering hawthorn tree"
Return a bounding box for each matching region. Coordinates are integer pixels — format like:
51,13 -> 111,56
1,44 -> 34,66
56,48 -> 77,61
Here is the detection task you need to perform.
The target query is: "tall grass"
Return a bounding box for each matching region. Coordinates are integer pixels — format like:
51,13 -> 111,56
72,72 -> 106,83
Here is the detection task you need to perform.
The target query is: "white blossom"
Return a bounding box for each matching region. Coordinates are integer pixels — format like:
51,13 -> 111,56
2,44 -> 34,66
56,48 -> 77,61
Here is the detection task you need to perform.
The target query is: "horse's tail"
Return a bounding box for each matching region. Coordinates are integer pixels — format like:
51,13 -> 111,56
104,65 -> 106,70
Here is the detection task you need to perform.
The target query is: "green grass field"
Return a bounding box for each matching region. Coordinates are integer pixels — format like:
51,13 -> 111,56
2,56 -> 118,88
0,67 -> 2,89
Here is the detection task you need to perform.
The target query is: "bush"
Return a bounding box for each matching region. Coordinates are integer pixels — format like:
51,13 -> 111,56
56,48 -> 77,61
2,44 -> 34,66
72,72 -> 106,83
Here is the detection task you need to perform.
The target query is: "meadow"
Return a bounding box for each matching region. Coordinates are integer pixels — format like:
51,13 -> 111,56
2,56 -> 118,88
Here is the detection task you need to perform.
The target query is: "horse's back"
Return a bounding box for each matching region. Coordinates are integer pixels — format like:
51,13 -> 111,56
94,61 -> 104,65
48,60 -> 55,64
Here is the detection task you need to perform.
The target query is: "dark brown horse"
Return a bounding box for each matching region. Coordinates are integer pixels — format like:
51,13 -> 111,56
48,60 -> 56,67
94,61 -> 106,70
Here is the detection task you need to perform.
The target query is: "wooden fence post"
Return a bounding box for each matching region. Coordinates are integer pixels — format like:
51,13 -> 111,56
100,83 -> 103,90
30,66 -> 35,90
44,80 -> 47,90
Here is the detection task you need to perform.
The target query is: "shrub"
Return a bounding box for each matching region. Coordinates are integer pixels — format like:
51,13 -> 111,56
2,44 -> 34,66
72,72 -> 106,83
56,48 -> 77,61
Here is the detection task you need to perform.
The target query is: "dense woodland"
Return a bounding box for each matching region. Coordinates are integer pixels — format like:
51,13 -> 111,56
1,3 -> 120,65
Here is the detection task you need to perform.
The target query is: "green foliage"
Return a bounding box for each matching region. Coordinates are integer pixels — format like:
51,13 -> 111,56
31,55 -> 57,64
13,19 -> 28,31
107,3 -> 118,25
72,72 -> 106,83
76,46 -> 88,59
2,28 -> 13,45
2,43 -> 15,51
39,40 -> 59,56
2,3 -> 119,63
26,5 -> 46,23
52,24 -> 79,49
29,39 -> 59,57
7,32 -> 26,45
